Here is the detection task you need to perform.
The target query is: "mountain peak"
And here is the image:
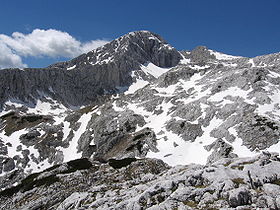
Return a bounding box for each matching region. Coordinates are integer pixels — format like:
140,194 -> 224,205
50,30 -> 182,71
0,31 -> 183,108
124,30 -> 166,43
2,31 -> 280,209
96,30 -> 180,67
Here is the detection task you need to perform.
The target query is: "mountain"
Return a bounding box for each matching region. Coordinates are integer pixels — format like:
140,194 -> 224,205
0,31 -> 181,108
1,31 -> 280,209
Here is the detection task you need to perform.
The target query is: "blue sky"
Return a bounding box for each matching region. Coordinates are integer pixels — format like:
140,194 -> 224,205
1,0 -> 280,68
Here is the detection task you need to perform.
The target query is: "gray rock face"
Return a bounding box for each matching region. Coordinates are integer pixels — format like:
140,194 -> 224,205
166,119 -> 203,142
228,187 -> 252,207
0,140 -> 7,156
51,31 -> 182,69
0,111 -> 73,176
19,130 -> 41,146
157,66 -> 196,87
0,31 -> 182,109
2,158 -> 15,172
1,153 -> 280,209
205,139 -> 238,164
88,108 -> 158,161
237,114 -> 280,150
186,45 -> 216,63
171,101 -> 202,122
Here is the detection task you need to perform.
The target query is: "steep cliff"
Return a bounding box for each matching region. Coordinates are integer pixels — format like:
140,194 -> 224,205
0,31 -> 182,108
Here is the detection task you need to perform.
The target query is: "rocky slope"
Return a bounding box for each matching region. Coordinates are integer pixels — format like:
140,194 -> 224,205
1,31 -> 280,209
1,152 -> 280,209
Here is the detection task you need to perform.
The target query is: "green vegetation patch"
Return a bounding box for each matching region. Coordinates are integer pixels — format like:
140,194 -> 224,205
231,160 -> 256,170
195,184 -> 209,189
223,160 -> 232,167
183,200 -> 198,208
231,165 -> 244,170
272,179 -> 280,186
232,178 -> 245,188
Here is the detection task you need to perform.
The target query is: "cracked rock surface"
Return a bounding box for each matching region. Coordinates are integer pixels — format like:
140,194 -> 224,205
1,153 -> 280,209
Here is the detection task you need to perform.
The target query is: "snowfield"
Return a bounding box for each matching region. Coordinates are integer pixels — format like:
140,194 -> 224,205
1,34 -> 280,178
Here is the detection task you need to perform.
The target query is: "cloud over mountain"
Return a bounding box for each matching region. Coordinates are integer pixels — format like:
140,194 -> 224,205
0,42 -> 27,69
0,29 -> 109,69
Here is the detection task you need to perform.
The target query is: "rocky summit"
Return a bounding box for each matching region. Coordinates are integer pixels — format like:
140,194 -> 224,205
0,31 -> 280,209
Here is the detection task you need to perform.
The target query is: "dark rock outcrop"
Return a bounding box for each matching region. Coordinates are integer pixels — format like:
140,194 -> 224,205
205,139 -> 238,164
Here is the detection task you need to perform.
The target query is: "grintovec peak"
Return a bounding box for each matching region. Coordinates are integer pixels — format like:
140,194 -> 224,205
0,31 -> 182,109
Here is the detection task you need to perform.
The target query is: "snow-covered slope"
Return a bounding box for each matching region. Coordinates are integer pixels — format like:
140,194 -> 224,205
125,62 -> 171,94
1,31 -> 280,191
106,54 -> 280,166
209,49 -> 242,60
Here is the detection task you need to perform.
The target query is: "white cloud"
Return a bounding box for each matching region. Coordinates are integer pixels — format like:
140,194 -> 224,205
0,29 -> 109,69
0,42 -> 27,69
81,40 -> 110,54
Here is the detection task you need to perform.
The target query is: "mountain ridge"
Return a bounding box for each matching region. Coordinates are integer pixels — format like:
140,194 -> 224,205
1,30 -> 280,209
0,31 -> 182,110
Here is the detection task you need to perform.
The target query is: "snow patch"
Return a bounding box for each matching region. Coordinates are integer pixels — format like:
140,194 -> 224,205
127,99 -> 215,166
228,127 -> 258,157
62,112 -> 92,162
112,101 -> 125,112
0,128 -> 47,174
209,50 -> 242,60
140,62 -> 170,78
209,87 -> 254,104
125,79 -> 149,95
248,59 -> 256,67
67,65 -> 76,70
256,88 -> 280,120
190,65 -> 210,70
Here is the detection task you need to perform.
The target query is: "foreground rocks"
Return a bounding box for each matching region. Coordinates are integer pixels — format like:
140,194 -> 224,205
0,152 -> 280,209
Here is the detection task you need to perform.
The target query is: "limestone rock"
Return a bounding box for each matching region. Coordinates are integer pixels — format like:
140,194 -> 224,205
228,187 -> 251,207
0,153 -> 280,209
3,158 -> 15,172
205,139 -> 238,165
